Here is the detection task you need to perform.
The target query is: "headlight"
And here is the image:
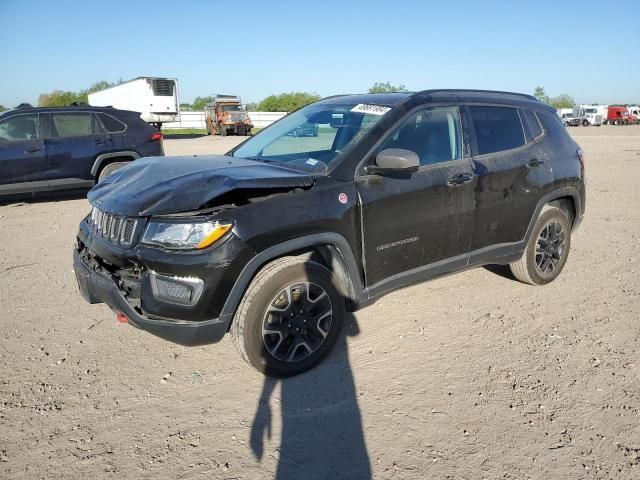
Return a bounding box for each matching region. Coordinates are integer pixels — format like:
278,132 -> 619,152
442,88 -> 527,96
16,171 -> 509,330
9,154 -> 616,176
142,221 -> 232,250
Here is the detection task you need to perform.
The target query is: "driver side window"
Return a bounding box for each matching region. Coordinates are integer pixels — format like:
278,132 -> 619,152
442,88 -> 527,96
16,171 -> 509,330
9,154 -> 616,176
0,114 -> 39,141
379,106 -> 463,166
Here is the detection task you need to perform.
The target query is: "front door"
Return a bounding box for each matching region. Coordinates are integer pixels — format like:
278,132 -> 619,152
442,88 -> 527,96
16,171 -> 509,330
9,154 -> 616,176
356,105 -> 476,288
0,113 -> 47,194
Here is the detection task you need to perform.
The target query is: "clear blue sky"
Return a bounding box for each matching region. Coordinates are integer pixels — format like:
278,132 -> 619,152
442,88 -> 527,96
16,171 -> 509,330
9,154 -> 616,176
1,0 -> 638,108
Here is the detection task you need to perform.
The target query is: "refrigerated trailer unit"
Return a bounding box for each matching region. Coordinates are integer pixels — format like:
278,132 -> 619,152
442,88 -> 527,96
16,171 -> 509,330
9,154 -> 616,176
88,77 -> 180,128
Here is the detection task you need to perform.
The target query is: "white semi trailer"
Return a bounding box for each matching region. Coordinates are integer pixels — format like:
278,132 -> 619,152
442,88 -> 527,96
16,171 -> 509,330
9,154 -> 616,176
88,77 -> 180,128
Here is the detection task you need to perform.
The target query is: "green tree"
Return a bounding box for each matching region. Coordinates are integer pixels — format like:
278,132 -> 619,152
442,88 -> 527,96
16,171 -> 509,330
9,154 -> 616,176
192,96 -> 215,111
38,90 -> 85,107
0,105 -> 6,112
245,102 -> 258,112
549,94 -> 576,109
37,79 -> 123,106
533,86 -> 550,104
256,92 -> 321,112
368,81 -> 408,94
179,102 -> 193,111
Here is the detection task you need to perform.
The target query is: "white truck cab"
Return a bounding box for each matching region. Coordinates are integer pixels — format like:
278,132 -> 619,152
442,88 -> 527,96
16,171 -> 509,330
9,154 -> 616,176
573,105 -> 603,126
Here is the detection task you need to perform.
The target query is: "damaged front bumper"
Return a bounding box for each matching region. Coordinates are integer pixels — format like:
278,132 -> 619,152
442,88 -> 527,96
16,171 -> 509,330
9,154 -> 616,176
73,248 -> 230,345
72,214 -> 255,346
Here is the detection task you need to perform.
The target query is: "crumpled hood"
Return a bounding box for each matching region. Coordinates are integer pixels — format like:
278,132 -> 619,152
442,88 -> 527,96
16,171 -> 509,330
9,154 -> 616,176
88,155 -> 315,216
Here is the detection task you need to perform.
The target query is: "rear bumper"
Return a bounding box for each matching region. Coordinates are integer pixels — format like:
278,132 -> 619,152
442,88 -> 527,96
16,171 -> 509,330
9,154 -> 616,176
73,249 -> 229,346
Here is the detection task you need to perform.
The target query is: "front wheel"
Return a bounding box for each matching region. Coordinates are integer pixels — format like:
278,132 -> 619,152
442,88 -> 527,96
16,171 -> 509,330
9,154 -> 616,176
230,257 -> 345,377
509,206 -> 571,285
582,120 -> 589,126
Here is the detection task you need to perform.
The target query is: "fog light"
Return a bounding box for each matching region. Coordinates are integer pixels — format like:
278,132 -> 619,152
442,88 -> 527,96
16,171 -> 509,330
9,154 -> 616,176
149,271 -> 204,306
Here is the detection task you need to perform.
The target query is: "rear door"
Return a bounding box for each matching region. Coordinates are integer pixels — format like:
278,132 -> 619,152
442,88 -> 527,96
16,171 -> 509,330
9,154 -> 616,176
356,105 -> 476,287
44,111 -> 112,188
467,105 -> 552,257
0,113 -> 47,194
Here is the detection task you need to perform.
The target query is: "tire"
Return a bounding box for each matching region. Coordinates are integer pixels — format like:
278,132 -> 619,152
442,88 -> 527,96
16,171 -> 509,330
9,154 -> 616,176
97,161 -> 129,183
230,257 -> 345,377
509,206 -> 571,286
582,120 -> 589,126
219,123 -> 227,136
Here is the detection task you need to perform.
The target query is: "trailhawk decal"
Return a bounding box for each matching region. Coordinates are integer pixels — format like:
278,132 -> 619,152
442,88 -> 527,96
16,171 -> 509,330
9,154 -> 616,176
376,236 -> 419,252
350,104 -> 391,116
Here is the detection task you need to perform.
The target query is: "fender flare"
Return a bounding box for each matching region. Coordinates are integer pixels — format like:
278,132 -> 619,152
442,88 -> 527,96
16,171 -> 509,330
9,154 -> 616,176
218,233 -> 365,324
522,187 -> 583,245
91,151 -> 140,177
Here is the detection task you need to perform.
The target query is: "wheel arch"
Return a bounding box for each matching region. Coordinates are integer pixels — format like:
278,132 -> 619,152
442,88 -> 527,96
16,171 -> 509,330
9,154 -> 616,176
91,151 -> 140,178
523,188 -> 582,246
219,233 -> 365,326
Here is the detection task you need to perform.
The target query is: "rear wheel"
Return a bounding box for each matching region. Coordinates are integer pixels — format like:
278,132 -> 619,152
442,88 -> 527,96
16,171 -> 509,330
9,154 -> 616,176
97,161 -> 129,183
230,257 -> 345,377
509,206 -> 571,285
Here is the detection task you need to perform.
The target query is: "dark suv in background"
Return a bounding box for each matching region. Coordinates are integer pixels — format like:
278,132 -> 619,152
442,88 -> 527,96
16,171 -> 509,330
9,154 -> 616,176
74,90 -> 585,377
0,106 -> 163,196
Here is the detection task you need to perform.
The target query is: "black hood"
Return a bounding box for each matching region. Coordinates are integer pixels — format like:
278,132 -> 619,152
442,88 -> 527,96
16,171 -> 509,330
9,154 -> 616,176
88,155 -> 315,216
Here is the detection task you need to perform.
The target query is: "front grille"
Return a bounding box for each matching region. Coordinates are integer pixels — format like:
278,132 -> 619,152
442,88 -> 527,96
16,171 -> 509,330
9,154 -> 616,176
150,79 -> 175,96
88,207 -> 138,246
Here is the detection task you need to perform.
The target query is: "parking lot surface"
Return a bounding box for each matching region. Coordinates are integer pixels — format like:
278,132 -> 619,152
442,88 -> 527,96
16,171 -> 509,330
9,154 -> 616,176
1,127 -> 639,479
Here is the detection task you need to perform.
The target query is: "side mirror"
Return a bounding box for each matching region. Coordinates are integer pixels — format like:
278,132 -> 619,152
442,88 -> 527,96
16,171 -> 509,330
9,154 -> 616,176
367,148 -> 419,174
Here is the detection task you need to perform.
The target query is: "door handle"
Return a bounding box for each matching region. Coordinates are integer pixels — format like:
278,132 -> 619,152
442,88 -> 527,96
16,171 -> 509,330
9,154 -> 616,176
25,146 -> 43,153
528,158 -> 546,168
446,173 -> 473,187
94,139 -> 107,145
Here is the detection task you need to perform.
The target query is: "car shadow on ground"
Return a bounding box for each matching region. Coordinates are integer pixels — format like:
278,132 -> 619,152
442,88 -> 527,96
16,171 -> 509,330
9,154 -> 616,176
0,189 -> 89,206
250,312 -> 371,480
484,264 -> 517,281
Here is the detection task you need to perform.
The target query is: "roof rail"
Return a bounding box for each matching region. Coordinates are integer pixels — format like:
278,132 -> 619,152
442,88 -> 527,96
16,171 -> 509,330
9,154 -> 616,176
415,89 -> 538,102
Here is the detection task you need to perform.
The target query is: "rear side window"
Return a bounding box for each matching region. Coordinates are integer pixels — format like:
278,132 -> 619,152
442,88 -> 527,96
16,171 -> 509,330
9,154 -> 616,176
523,109 -> 543,139
469,106 -> 525,155
97,113 -> 127,133
50,113 -> 105,137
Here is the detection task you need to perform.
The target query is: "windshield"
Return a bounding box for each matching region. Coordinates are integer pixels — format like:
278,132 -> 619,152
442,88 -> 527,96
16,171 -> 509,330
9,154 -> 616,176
222,105 -> 243,112
231,102 -> 389,174
585,109 -> 597,113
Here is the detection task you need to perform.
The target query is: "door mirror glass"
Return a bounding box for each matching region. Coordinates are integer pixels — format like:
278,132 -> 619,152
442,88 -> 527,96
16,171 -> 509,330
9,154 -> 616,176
370,148 -> 419,173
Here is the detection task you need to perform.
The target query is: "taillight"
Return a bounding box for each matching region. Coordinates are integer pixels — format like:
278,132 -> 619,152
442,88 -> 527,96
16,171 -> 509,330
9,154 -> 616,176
151,132 -> 163,141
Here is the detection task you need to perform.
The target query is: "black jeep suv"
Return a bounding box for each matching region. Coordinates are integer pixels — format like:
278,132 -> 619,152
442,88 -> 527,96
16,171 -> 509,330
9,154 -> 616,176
74,90 -> 585,377
0,105 -> 163,196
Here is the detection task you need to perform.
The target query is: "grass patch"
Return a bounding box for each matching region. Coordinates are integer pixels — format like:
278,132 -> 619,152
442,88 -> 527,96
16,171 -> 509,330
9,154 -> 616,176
161,128 -> 208,136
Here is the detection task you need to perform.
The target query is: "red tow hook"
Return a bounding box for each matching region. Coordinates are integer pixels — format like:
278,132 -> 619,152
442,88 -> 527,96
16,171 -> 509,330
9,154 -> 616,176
116,313 -> 129,324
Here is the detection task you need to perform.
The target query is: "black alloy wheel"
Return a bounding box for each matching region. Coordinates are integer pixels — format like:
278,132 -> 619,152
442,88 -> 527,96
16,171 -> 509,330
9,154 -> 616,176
262,281 -> 333,363
535,221 -> 566,277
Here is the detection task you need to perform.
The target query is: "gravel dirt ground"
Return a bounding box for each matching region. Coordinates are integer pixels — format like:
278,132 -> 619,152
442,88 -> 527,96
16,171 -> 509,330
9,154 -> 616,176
1,127 -> 639,479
